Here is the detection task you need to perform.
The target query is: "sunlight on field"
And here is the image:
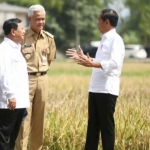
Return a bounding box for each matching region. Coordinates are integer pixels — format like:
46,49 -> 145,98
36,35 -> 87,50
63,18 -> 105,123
43,60 -> 150,150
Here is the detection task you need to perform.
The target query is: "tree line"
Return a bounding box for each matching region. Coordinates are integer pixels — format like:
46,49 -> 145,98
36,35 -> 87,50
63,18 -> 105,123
1,0 -> 150,51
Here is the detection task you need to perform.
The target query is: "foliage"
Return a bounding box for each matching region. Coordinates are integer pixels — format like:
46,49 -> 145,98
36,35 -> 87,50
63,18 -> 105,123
122,31 -> 140,44
123,0 -> 150,45
102,0 -> 150,46
44,0 -> 102,51
0,0 -> 102,51
0,0 -> 40,6
2,0 -> 150,49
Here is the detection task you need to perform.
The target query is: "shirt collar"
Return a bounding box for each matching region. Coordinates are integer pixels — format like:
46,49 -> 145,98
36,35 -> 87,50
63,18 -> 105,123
27,26 -> 44,38
26,26 -> 34,37
102,28 -> 116,40
4,37 -> 21,49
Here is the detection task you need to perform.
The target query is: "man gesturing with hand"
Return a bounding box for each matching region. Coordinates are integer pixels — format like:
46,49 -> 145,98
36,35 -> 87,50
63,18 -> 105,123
66,8 -> 125,150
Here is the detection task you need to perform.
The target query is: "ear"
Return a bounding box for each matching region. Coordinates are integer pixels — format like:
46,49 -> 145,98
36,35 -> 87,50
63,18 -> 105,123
28,17 -> 31,22
11,28 -> 16,36
105,19 -> 109,25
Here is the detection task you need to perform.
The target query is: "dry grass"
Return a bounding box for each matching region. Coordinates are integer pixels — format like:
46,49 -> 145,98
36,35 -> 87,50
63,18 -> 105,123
42,60 -> 150,150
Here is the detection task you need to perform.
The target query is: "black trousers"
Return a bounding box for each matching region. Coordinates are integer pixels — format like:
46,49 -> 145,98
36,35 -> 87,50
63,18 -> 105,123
85,92 -> 117,150
0,108 -> 27,150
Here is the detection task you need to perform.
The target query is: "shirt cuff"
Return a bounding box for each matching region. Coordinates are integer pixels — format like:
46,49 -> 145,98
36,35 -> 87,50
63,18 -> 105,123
93,58 -> 107,70
5,92 -> 15,100
99,60 -> 108,72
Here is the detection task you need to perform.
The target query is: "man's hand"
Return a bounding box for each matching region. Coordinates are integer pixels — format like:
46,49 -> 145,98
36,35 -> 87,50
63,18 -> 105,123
66,45 -> 94,67
76,53 -> 93,67
8,98 -> 16,110
66,45 -> 84,59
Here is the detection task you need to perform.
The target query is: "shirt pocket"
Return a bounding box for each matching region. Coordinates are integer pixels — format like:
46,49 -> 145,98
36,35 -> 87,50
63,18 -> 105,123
42,45 -> 50,55
41,45 -> 50,60
22,46 -> 34,61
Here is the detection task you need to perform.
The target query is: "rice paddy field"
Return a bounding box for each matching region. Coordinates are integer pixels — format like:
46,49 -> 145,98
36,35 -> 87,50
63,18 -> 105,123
42,59 -> 150,150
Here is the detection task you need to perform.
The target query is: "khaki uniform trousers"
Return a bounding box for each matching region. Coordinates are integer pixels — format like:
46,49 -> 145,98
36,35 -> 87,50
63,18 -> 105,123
15,74 -> 49,150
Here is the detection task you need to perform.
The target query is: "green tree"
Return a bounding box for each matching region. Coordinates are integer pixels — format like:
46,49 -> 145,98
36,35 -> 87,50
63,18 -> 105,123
43,0 -> 102,51
0,0 -> 103,51
123,0 -> 150,45
0,0 -> 40,6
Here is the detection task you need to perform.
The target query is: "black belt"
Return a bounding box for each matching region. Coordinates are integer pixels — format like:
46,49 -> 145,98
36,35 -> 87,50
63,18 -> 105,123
28,72 -> 47,76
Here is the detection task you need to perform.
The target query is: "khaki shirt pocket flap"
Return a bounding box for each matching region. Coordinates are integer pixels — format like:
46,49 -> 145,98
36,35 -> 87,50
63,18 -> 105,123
44,45 -> 50,54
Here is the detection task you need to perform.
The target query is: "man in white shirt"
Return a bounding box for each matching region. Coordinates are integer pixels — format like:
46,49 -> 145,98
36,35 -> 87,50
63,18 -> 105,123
66,9 -> 125,150
0,18 -> 30,150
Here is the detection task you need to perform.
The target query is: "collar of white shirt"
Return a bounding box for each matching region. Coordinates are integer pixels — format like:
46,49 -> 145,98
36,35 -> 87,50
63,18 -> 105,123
102,28 -> 116,40
4,37 -> 21,49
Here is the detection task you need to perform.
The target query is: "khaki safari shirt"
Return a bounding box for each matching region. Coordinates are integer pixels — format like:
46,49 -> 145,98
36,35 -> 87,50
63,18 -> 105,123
21,26 -> 56,73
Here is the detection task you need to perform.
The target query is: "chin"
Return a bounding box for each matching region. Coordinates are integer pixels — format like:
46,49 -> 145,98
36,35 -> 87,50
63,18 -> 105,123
38,26 -> 44,29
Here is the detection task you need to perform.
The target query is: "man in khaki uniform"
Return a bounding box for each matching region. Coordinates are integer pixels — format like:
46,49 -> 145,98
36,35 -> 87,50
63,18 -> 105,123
15,4 -> 56,150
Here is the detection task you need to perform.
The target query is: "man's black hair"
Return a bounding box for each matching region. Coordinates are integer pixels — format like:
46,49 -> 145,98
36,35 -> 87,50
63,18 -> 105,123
101,9 -> 119,27
3,18 -> 22,35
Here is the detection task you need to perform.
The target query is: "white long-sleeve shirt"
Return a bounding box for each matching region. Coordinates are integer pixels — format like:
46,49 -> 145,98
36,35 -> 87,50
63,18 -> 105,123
89,29 -> 125,96
0,37 -> 30,108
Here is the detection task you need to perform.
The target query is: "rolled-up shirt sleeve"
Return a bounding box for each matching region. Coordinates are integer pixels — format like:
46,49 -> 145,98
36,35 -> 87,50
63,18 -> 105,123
99,38 -> 125,76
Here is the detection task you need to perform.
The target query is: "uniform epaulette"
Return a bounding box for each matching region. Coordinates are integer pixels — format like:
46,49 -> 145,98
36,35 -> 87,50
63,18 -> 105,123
43,30 -> 54,38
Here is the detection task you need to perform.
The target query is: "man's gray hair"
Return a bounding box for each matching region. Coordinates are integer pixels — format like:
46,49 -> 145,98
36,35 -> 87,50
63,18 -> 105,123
28,4 -> 46,17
